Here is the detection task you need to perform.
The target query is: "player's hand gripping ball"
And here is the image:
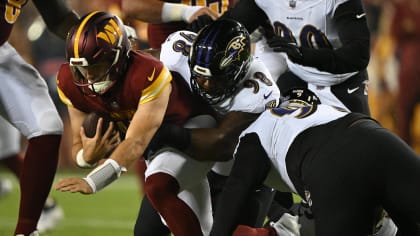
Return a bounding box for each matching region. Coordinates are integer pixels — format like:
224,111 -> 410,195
82,112 -> 113,138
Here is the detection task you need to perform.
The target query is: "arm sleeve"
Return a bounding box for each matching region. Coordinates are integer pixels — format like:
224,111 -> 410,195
211,133 -> 271,235
32,0 -> 80,40
300,0 -> 370,74
220,0 -> 269,34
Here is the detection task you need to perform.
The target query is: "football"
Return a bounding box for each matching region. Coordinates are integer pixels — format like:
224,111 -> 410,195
82,112 -> 113,138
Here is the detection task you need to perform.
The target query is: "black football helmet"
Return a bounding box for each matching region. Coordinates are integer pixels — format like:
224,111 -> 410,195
66,11 -> 130,96
189,19 -> 251,105
281,88 -> 321,107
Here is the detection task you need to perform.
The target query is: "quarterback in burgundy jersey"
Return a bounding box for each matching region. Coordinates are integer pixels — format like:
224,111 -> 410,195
54,11 -> 212,202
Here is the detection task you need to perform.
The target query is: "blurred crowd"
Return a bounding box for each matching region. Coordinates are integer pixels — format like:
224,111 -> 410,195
6,0 -> 420,169
365,0 -> 420,153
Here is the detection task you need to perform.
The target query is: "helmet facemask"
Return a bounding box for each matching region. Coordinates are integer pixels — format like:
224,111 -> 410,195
189,19 -> 251,105
190,57 -> 250,105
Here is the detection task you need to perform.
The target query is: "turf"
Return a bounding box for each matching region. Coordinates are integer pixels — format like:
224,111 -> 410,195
0,169 -> 143,236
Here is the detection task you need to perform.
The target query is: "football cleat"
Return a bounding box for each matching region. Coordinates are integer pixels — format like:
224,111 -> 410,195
37,198 -> 64,233
269,212 -> 301,236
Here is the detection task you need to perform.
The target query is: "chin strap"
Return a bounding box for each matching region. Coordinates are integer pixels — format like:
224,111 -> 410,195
83,159 -> 127,193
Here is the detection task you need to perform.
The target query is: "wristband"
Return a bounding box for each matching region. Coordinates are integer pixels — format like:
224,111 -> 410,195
84,159 -> 127,193
76,149 -> 97,168
161,3 -> 202,23
181,5 -> 203,22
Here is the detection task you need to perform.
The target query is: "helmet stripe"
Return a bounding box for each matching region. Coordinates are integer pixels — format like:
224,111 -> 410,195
196,27 -> 219,67
206,31 -> 218,65
73,11 -> 100,58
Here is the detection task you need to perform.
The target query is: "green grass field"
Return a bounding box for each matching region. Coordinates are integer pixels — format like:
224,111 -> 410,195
0,169 -> 143,236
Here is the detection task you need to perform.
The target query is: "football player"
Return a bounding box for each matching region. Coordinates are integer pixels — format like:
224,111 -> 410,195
141,18 -> 281,235
220,0 -> 371,114
53,11 -> 214,236
215,0 -> 391,233
210,88 -> 420,236
0,0 -> 79,235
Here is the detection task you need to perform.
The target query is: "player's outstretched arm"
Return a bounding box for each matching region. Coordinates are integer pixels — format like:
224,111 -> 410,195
122,0 -> 218,24
32,0 -> 80,40
149,111 -> 258,161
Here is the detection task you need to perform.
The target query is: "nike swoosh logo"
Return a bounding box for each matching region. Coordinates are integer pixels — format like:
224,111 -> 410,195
148,68 -> 156,81
347,87 -> 359,94
263,91 -> 273,99
356,13 -> 366,19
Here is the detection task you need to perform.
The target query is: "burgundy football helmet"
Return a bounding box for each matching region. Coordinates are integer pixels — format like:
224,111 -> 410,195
66,11 -> 130,96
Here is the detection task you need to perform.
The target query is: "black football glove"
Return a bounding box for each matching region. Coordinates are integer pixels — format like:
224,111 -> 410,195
267,36 -> 303,64
186,15 -> 214,33
144,123 -> 191,159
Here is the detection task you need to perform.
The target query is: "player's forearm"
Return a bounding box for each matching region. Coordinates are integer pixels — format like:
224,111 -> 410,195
33,0 -> 79,40
189,112 -> 258,161
123,0 -> 204,24
110,137 -> 148,168
150,112 -> 257,161
122,0 -> 164,23
188,128 -> 239,161
220,0 -> 268,33
146,123 -> 237,161
80,135 -> 152,193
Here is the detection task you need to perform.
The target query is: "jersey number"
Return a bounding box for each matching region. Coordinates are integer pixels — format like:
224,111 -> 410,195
4,0 -> 26,24
172,32 -> 196,56
243,71 -> 273,94
273,21 -> 333,49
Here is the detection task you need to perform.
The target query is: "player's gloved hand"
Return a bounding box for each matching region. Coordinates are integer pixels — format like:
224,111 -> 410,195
267,36 -> 303,64
144,123 -> 191,159
187,15 -> 214,33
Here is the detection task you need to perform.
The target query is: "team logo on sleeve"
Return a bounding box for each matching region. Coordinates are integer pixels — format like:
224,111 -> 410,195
219,35 -> 246,69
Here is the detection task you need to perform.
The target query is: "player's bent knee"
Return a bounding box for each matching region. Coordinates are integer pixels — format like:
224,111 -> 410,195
145,173 -> 180,205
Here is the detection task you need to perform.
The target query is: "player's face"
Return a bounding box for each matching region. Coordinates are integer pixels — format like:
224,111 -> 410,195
194,76 -> 225,93
75,62 -> 111,83
71,61 -> 116,95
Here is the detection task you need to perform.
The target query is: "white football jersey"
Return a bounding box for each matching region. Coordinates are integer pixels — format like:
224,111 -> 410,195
236,103 -> 347,192
160,30 -> 281,116
256,0 -> 358,86
160,30 -> 195,84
